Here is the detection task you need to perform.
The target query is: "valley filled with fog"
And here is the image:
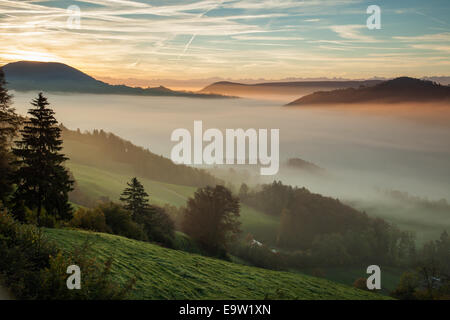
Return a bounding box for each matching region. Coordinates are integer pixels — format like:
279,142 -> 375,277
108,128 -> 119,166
11,91 -> 450,242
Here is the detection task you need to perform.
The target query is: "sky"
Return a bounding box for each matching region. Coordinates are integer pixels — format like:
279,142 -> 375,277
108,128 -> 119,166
0,0 -> 449,84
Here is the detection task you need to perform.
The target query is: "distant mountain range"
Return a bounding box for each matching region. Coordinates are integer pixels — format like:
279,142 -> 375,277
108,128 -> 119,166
1,61 -> 226,98
286,77 -> 450,106
96,75 -> 450,91
199,80 -> 383,101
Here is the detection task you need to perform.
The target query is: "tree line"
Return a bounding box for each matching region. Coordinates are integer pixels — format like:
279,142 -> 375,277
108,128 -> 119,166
61,126 -> 221,188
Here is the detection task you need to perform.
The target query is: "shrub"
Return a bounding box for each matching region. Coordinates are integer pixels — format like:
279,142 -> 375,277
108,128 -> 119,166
134,206 -> 175,248
37,241 -> 135,300
353,277 -> 369,291
0,210 -> 134,299
99,202 -> 146,241
69,207 -> 109,232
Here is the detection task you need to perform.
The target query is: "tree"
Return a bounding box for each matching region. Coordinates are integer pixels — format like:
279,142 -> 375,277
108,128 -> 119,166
120,178 -> 175,246
120,177 -> 149,219
391,271 -> 420,300
0,68 -> 19,202
182,185 -> 241,255
12,93 -> 73,225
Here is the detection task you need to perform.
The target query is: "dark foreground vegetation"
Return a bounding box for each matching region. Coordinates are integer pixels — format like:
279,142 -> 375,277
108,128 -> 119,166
0,209 -> 134,299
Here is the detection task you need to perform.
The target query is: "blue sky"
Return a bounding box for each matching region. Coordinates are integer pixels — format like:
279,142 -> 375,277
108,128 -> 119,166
0,0 -> 449,82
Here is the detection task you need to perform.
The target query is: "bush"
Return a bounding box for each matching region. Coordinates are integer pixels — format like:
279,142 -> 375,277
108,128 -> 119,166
134,206 -> 175,248
69,207 -> 109,232
37,241 -> 135,300
0,210 -> 134,299
68,203 -> 175,248
353,277 -> 369,291
391,271 -> 420,300
99,202 -> 146,241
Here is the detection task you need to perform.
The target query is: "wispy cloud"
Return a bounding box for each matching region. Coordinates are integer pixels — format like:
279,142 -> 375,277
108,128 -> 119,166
0,0 -> 449,80
329,25 -> 378,42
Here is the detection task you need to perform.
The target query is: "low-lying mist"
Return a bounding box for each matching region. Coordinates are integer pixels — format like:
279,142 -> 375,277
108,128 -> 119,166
11,91 -> 450,240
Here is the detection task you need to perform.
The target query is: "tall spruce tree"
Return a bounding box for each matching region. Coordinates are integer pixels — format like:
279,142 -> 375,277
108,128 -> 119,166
0,68 -> 19,203
120,177 -> 150,218
12,92 -> 73,225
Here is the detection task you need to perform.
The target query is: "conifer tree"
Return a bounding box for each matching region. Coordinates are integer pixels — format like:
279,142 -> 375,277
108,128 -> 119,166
12,92 -> 73,225
0,68 -> 19,203
120,177 -> 150,218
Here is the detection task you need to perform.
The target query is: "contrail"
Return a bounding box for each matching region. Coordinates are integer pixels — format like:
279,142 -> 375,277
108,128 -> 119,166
177,0 -> 224,60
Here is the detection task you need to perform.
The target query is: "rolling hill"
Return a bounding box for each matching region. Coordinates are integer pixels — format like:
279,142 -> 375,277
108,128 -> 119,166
61,126 -> 220,189
2,61 -> 226,98
44,228 -> 388,300
199,80 -> 382,101
67,161 -> 280,245
61,127 -> 280,243
286,157 -> 328,176
286,77 -> 450,106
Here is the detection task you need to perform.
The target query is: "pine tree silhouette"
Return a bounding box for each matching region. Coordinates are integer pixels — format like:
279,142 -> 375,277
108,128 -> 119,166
120,177 -> 150,218
12,92 -> 73,225
0,68 -> 19,202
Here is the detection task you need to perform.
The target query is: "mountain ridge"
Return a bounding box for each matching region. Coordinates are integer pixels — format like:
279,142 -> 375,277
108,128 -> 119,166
286,77 -> 450,106
1,61 -> 227,98
199,79 -> 383,101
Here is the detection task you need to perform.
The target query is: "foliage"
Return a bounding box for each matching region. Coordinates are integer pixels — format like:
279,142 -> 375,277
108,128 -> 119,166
37,243 -> 135,300
243,181 -> 416,267
118,177 -> 175,246
61,126 -> 221,188
353,278 -> 369,291
12,93 -> 73,225
0,210 -> 133,299
98,202 -> 146,241
133,205 -> 175,247
182,185 -> 241,255
230,238 -> 284,270
120,177 -> 150,218
0,67 -> 20,203
392,231 -> 450,300
69,207 -> 109,233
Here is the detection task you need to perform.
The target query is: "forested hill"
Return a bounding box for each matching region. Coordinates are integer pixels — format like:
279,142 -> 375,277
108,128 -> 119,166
61,126 -> 221,188
286,77 -> 450,106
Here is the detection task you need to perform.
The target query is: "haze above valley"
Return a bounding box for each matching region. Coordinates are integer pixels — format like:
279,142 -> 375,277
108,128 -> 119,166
11,91 -> 450,203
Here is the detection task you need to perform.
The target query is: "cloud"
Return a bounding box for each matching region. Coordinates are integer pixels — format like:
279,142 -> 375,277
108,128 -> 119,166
393,33 -> 450,42
0,0 -> 448,79
329,25 -> 378,42
412,44 -> 450,53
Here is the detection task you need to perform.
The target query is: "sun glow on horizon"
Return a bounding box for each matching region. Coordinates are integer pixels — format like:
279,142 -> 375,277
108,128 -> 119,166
0,1 -> 449,80
0,50 -> 60,64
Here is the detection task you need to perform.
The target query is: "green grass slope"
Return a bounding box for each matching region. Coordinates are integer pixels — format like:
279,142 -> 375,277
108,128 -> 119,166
45,228 -> 389,300
298,267 -> 402,296
67,162 -> 280,244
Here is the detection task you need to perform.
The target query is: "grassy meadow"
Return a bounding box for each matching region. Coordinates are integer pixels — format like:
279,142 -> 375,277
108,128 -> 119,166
45,228 -> 389,300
